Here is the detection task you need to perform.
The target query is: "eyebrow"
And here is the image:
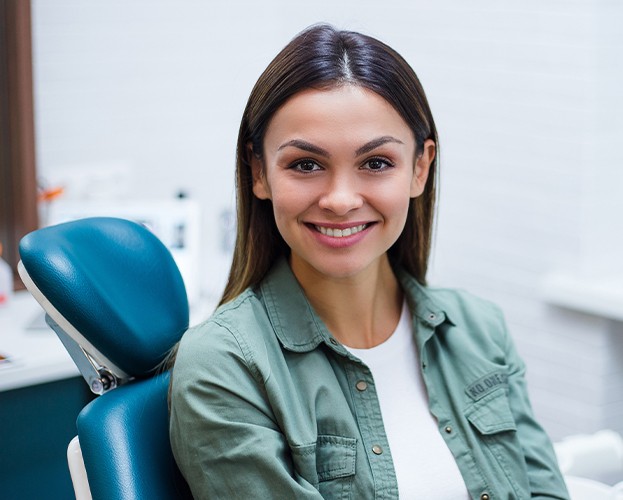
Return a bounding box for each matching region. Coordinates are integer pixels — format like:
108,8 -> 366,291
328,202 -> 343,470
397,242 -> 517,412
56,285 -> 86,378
277,139 -> 331,158
355,136 -> 404,156
276,135 -> 405,158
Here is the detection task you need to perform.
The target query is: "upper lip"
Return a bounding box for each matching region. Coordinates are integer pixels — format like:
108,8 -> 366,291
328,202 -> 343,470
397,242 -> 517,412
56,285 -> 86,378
306,221 -> 372,230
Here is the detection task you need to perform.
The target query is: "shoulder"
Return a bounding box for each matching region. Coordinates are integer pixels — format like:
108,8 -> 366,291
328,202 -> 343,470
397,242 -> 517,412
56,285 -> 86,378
425,286 -> 504,325
428,288 -> 519,362
409,281 -> 510,346
397,268 -> 504,330
173,287 -> 274,384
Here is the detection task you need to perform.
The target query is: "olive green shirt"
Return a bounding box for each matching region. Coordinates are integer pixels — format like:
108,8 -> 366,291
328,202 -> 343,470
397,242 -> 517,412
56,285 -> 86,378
170,259 -> 569,499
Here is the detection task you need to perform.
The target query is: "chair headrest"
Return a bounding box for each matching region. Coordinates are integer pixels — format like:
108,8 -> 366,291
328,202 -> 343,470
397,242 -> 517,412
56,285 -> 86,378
19,217 -> 189,377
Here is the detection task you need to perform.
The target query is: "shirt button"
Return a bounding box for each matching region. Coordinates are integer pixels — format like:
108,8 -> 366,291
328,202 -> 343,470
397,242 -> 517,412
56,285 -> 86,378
329,338 -> 338,345
480,494 -> 490,500
372,445 -> 383,455
445,426 -> 453,434
428,313 -> 437,321
355,380 -> 368,391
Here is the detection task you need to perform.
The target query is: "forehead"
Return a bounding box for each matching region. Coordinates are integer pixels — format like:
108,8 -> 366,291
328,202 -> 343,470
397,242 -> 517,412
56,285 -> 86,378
263,85 -> 415,152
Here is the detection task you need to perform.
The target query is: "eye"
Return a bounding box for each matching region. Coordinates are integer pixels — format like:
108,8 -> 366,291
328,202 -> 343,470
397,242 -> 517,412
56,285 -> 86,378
363,157 -> 394,172
290,159 -> 322,173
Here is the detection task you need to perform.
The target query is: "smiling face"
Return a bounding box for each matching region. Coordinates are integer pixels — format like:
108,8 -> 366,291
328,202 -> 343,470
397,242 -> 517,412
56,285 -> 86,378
251,85 -> 434,284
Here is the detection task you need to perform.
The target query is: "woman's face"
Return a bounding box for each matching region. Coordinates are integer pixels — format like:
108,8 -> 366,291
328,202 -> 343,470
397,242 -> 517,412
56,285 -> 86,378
252,85 -> 434,283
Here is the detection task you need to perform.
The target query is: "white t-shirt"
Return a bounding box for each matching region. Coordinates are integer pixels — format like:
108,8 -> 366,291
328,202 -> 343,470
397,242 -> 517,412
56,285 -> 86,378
346,302 -> 469,499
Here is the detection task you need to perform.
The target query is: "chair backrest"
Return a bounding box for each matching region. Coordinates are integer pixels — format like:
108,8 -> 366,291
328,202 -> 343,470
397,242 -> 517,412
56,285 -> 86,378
77,373 -> 191,499
19,217 -> 193,500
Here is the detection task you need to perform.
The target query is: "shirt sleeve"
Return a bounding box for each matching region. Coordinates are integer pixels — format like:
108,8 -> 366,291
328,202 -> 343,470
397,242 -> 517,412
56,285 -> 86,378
169,320 -> 323,499
495,308 -> 570,499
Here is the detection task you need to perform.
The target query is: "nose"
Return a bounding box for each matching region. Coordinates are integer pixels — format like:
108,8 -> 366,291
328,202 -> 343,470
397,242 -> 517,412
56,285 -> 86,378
317,172 -> 363,216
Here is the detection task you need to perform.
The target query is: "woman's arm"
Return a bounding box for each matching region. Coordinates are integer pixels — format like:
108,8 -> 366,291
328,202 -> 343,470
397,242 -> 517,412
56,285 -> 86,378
169,322 -> 323,499
497,309 -> 570,499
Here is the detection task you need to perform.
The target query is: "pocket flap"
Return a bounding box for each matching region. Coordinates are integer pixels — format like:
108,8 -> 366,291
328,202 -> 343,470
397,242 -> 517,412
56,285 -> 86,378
465,389 -> 517,435
316,435 -> 357,481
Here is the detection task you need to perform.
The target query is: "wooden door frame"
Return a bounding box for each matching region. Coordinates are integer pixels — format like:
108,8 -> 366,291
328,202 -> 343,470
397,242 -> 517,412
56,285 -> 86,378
0,0 -> 38,290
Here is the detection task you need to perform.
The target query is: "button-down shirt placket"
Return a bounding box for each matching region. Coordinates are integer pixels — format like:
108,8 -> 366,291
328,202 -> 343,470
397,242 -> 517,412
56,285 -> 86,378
415,312 -> 492,499
342,350 -> 398,499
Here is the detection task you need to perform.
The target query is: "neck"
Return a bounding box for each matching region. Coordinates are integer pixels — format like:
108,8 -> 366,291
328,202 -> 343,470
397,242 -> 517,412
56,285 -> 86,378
291,255 -> 403,348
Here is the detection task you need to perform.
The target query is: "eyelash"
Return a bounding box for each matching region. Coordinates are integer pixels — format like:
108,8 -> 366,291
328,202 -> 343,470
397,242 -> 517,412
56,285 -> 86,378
289,159 -> 321,173
364,157 -> 394,172
288,157 -> 395,174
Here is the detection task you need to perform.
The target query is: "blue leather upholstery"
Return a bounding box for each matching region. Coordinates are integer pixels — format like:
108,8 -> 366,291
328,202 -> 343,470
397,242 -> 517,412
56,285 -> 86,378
19,217 -> 193,499
19,217 -> 189,376
78,372 -> 192,500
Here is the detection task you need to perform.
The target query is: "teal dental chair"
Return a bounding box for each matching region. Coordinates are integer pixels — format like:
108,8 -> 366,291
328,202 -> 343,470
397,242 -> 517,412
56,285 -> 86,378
18,217 -> 193,500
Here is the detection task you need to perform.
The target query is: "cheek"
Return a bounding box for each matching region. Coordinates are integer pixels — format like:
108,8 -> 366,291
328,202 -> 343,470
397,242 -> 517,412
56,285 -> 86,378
374,182 -> 413,218
391,199 -> 412,229
269,186 -> 308,224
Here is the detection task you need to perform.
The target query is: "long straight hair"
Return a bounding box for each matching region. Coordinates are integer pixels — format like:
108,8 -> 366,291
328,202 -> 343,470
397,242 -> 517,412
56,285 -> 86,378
220,24 -> 439,305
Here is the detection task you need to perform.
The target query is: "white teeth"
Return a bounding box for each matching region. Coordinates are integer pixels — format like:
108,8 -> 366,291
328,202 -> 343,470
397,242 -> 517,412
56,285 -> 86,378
315,224 -> 367,238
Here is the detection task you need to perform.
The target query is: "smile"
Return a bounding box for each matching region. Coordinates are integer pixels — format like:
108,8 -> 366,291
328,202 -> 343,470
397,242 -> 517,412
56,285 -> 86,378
314,224 -> 369,238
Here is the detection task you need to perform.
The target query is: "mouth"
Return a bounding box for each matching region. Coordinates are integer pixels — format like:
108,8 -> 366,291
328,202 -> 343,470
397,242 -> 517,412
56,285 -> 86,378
311,223 -> 371,238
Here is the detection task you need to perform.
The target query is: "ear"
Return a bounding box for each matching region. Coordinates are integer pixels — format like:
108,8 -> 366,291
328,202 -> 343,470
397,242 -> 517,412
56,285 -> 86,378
410,139 -> 435,198
249,145 -> 271,200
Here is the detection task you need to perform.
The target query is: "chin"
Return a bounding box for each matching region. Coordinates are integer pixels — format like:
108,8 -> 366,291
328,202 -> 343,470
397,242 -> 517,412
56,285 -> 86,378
308,257 -> 381,281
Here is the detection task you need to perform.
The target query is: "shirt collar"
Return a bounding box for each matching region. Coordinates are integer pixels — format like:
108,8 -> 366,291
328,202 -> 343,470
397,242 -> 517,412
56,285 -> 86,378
259,258 -> 454,353
395,267 -> 455,329
260,258 -> 333,353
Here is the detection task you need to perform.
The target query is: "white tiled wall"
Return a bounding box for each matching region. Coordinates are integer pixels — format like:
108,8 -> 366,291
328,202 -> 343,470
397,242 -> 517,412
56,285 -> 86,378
31,0 -> 623,441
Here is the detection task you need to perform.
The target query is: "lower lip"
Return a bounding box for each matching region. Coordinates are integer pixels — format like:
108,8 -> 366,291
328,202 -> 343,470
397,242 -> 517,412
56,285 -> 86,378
306,224 -> 373,249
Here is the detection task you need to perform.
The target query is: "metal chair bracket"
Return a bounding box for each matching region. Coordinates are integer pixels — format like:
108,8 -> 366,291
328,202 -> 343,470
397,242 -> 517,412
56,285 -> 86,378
45,314 -> 120,395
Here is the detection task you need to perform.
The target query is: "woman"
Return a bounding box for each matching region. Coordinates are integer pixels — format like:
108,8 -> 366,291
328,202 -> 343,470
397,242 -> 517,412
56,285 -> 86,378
169,24 -> 569,499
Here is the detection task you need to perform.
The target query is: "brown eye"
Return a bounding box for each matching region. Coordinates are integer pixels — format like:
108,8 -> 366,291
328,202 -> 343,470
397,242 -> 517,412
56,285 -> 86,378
291,160 -> 321,173
364,158 -> 393,171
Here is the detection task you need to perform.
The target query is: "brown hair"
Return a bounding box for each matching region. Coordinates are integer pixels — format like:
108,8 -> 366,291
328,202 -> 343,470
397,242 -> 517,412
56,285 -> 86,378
220,24 -> 438,305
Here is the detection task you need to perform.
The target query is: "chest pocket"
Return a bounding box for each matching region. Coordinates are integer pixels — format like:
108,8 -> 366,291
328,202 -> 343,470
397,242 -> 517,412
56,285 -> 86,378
465,388 -> 531,497
292,435 -> 356,499
465,388 -> 516,435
